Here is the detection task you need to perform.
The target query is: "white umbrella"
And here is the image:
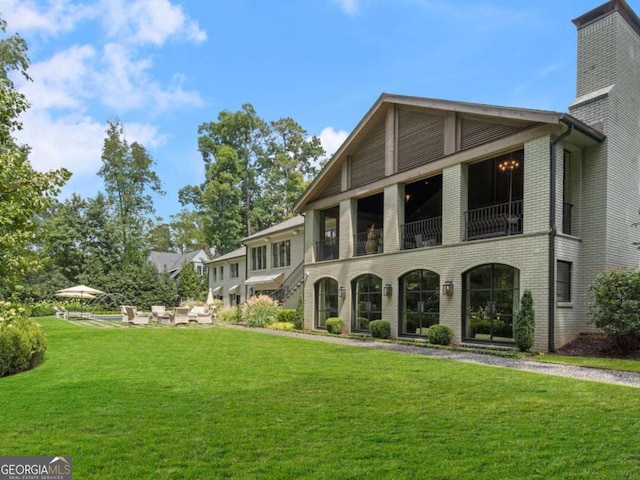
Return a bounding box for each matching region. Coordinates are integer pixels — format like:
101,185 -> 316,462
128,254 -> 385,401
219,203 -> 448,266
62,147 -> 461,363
55,292 -> 96,299
206,288 -> 215,306
55,285 -> 104,317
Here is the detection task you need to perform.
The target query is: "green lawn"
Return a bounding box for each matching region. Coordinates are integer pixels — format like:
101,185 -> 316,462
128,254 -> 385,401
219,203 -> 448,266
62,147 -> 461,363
2,318 -> 640,479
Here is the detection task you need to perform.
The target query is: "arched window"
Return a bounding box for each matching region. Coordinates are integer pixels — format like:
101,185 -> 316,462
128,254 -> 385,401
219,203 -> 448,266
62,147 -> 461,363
399,270 -> 440,337
463,264 -> 519,344
315,278 -> 338,329
352,274 -> 382,331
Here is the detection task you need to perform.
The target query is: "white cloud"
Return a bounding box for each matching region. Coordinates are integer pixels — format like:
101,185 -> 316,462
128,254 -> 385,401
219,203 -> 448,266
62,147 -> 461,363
319,126 -> 349,159
100,0 -> 207,46
0,0 -> 96,35
334,0 -> 360,15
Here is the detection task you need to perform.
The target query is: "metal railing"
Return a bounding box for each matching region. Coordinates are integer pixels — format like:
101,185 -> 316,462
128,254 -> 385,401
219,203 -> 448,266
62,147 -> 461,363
465,200 -> 523,240
315,237 -> 339,261
269,261 -> 305,304
401,217 -> 442,250
353,227 -> 384,256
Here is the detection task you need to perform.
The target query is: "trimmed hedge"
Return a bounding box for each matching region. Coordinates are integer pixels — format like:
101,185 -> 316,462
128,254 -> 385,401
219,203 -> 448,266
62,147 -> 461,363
326,317 -> 345,335
369,320 -> 390,339
514,290 -> 535,352
0,304 -> 47,377
427,324 -> 454,345
278,309 -> 297,324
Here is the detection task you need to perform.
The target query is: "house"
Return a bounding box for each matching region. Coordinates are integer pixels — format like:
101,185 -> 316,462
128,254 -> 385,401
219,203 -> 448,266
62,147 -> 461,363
147,249 -> 210,279
206,247 -> 246,307
294,0 -> 640,352
242,215 -> 305,309
207,216 -> 306,309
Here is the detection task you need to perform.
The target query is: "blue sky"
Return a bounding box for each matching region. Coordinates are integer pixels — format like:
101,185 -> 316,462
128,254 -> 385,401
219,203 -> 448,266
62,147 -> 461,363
1,0 -> 621,221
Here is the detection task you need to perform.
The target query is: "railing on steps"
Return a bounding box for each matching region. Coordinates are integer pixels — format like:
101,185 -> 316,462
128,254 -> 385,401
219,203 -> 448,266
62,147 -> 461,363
269,261 -> 305,304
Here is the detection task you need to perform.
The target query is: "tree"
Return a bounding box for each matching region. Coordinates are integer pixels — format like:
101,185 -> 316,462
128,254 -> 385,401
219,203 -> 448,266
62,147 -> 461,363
169,209 -> 208,253
98,119 -> 164,264
176,262 -> 205,301
513,290 -> 535,352
181,104 -> 325,254
0,16 -> 70,293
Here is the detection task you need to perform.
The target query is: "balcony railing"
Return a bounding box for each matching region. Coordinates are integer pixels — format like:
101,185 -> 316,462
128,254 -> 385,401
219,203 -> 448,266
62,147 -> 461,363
562,202 -> 573,235
315,237 -> 339,261
353,227 -> 384,256
465,200 -> 523,240
401,217 -> 442,250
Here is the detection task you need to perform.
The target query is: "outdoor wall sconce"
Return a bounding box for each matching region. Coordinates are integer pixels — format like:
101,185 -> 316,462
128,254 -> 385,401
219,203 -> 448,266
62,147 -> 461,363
338,286 -> 346,299
443,281 -> 454,297
383,283 -> 392,297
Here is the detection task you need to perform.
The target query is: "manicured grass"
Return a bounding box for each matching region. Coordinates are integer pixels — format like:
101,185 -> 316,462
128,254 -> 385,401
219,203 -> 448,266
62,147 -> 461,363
533,354 -> 640,373
2,318 -> 640,479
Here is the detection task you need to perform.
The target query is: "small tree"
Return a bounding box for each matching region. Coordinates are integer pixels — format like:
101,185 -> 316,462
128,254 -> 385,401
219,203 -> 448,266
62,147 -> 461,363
589,268 -> 640,353
513,290 -> 535,352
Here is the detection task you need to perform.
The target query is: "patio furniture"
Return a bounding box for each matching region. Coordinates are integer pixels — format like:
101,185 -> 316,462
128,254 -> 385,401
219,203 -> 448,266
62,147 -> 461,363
121,305 -> 132,323
151,305 -> 166,323
124,306 -> 150,325
193,306 -> 213,325
173,307 -> 190,326
54,306 -> 69,320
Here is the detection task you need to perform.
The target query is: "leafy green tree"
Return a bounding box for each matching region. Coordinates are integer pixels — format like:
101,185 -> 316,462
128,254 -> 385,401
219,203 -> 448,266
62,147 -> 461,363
181,104 -> 324,253
0,16 -> 70,294
102,262 -> 178,310
170,209 -> 208,253
98,119 -> 163,264
177,262 -> 205,300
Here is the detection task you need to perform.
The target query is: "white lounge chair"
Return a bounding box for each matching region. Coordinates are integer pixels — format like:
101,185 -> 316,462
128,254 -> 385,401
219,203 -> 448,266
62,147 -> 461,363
54,306 -> 68,320
151,305 -> 166,323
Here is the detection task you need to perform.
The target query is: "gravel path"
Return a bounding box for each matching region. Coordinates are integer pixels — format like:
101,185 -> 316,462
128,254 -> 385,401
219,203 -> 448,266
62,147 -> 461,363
255,328 -> 640,388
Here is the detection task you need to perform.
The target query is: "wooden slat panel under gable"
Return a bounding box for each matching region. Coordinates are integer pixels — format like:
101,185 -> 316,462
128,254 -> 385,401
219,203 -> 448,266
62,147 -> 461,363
314,170 -> 342,200
350,120 -> 386,188
397,109 -> 445,172
460,116 -> 533,150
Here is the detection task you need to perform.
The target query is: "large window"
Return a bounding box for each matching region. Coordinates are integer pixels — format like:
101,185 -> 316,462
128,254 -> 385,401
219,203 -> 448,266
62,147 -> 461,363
400,270 -> 440,337
463,264 -> 519,344
230,263 -> 239,279
272,240 -> 291,268
557,261 -> 572,302
251,245 -> 267,271
315,278 -> 338,329
352,274 -> 382,331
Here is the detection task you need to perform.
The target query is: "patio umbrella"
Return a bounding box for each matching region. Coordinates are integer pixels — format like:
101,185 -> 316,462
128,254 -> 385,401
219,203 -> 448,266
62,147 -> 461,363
206,288 -> 215,306
55,285 -> 104,317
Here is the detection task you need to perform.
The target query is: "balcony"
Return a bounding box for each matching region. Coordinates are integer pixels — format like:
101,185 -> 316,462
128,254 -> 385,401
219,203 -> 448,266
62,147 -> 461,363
401,217 -> 442,250
465,200 -> 522,240
354,227 -> 384,256
315,237 -> 339,261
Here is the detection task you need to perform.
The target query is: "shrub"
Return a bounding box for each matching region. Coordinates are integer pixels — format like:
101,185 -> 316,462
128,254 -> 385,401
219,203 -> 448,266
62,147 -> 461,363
589,268 -> 640,352
514,290 -> 535,352
278,309 -> 297,324
293,295 -> 304,330
369,320 -> 390,339
326,317 -> 345,335
0,302 -> 47,377
217,306 -> 242,324
267,322 -> 295,331
427,324 -> 453,345
242,295 -> 279,328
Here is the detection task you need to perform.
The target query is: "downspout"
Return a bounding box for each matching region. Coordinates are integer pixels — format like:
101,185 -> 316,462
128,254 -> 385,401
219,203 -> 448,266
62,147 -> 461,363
548,122 -> 573,353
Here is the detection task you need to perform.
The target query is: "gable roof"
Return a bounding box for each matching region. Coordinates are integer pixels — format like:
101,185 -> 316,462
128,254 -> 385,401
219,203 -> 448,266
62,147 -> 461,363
242,215 -> 304,243
148,249 -> 208,278
294,93 -> 604,212
206,246 -> 246,265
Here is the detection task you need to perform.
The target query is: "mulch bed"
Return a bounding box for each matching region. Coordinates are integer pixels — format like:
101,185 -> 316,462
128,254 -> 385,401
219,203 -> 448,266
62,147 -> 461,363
558,335 -> 640,359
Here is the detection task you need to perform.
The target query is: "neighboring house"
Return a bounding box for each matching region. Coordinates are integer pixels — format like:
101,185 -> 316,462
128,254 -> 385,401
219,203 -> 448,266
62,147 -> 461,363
206,247 -> 247,307
294,0 -> 640,352
148,249 -> 210,280
241,215 -> 305,309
